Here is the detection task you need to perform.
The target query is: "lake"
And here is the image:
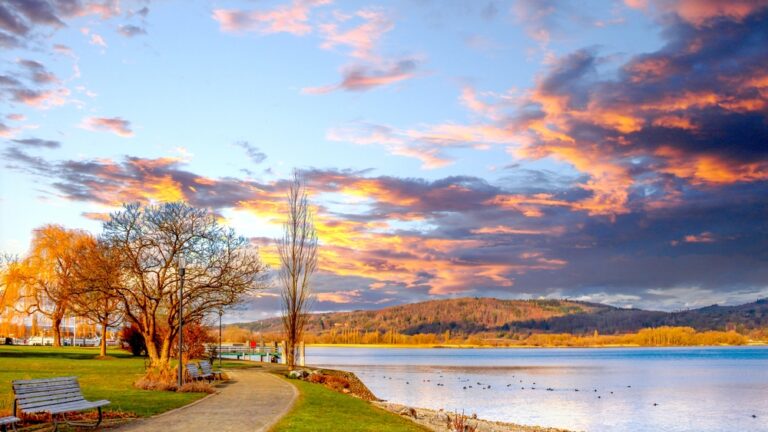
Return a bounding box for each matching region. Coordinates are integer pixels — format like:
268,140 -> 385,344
306,346 -> 768,432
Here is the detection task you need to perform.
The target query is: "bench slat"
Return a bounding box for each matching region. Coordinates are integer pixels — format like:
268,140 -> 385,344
12,376 -> 78,385
16,387 -> 83,399
46,400 -> 110,415
20,396 -> 86,410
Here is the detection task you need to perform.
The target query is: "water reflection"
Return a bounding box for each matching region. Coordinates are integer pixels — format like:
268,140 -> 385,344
307,347 -> 768,432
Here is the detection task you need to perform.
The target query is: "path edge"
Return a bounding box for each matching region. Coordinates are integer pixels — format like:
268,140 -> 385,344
256,372 -> 300,432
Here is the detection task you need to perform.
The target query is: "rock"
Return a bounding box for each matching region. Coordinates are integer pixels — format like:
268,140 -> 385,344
399,407 -> 417,418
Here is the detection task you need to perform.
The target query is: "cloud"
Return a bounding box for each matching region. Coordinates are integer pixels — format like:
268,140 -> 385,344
235,141 -> 267,165
318,8 -> 393,62
18,59 -> 57,84
0,0 -> 126,47
117,24 -> 146,37
5,145 -> 768,309
80,116 -> 133,137
11,138 -> 60,149
212,0 -> 331,35
626,0 -> 768,26
303,59 -> 418,94
89,33 -> 107,47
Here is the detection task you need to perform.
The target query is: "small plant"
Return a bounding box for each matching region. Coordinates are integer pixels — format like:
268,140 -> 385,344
446,410 -> 477,432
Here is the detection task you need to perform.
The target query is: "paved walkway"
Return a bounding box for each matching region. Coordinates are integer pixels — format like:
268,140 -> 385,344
115,369 -> 298,432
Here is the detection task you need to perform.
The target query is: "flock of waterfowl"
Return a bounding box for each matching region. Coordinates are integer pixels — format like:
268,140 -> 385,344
375,373 -> 758,419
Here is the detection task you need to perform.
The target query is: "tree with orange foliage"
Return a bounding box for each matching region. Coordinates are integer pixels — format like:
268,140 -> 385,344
69,238 -> 124,357
11,225 -> 92,347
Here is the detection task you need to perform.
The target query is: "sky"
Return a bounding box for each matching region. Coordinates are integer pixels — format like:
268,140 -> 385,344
1,0 -> 767,322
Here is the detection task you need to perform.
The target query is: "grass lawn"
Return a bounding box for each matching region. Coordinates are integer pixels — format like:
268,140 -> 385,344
0,345 -> 209,418
271,378 -> 429,432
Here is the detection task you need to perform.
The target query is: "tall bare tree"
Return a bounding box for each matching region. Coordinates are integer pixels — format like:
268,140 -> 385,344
103,202 -> 267,366
279,172 -> 318,370
70,238 -> 124,357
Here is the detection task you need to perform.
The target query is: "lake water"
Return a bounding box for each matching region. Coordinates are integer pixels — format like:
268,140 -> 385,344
306,346 -> 768,432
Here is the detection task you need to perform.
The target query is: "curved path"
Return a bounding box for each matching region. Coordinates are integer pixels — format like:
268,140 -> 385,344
115,369 -> 298,432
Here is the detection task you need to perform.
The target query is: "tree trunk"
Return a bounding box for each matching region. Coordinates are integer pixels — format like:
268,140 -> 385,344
52,316 -> 63,347
160,335 -> 172,364
144,332 -> 161,364
100,319 -> 108,357
286,340 -> 295,370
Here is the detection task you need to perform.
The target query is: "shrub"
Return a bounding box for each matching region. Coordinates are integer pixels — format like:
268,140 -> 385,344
307,373 -> 326,384
120,324 -> 146,356
177,382 -> 216,394
324,375 -> 350,392
134,363 -> 178,391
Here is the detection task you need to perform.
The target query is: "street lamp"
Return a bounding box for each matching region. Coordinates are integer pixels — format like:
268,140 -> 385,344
218,308 -> 223,368
177,257 -> 186,388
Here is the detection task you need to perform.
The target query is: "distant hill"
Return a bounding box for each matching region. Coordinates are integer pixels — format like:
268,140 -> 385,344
237,297 -> 768,337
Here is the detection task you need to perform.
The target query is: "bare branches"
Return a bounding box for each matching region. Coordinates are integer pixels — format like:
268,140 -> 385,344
103,201 -> 268,364
279,171 -> 318,369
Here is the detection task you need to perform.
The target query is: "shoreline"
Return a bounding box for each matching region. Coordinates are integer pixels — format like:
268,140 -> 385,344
373,401 -> 572,432
311,365 -> 571,432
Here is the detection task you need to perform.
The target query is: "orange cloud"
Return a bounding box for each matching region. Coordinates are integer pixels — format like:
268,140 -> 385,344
655,146 -> 768,185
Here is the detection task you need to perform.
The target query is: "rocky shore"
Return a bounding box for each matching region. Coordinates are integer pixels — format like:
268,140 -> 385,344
373,402 -> 573,432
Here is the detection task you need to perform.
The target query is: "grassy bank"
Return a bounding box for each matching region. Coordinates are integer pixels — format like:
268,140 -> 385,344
0,345 -> 209,418
271,377 -> 428,432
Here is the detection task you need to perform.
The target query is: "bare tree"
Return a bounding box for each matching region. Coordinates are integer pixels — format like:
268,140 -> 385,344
279,172 -> 318,370
103,202 -> 267,366
70,238 -> 124,357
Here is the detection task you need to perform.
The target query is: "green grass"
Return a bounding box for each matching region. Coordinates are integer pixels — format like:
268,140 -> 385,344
0,345 -> 206,417
271,378 -> 428,432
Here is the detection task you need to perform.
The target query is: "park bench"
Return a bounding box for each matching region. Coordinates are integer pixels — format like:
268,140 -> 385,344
186,363 -> 213,382
0,415 -> 20,432
12,376 -> 110,431
199,360 -> 223,380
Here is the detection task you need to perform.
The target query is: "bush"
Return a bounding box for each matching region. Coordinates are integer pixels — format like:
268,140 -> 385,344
307,373 -> 326,384
324,375 -> 350,392
177,382 -> 216,394
120,324 -> 146,356
134,363 -> 178,391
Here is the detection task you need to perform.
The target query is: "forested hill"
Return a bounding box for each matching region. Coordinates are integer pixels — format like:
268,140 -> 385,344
239,297 -> 768,336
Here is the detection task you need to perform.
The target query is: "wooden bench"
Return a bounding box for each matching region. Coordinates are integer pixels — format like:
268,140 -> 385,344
186,363 -> 213,382
199,360 -> 223,380
12,376 -> 110,431
0,415 -> 20,432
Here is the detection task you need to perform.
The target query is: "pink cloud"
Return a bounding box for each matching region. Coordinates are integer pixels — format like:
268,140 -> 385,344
319,8 -> 393,61
212,0 -> 331,35
81,116 -> 133,137
625,0 -> 768,26
303,59 -> 417,94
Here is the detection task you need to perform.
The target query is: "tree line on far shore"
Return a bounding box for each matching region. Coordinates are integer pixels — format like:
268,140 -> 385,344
222,325 -> 756,347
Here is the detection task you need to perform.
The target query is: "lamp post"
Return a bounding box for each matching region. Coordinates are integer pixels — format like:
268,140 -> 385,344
177,257 -> 186,388
218,308 -> 223,368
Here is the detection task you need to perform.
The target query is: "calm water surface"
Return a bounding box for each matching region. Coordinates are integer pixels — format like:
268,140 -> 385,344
306,346 -> 768,432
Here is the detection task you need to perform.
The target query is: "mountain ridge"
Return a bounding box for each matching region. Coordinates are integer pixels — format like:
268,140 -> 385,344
236,297 -> 768,336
